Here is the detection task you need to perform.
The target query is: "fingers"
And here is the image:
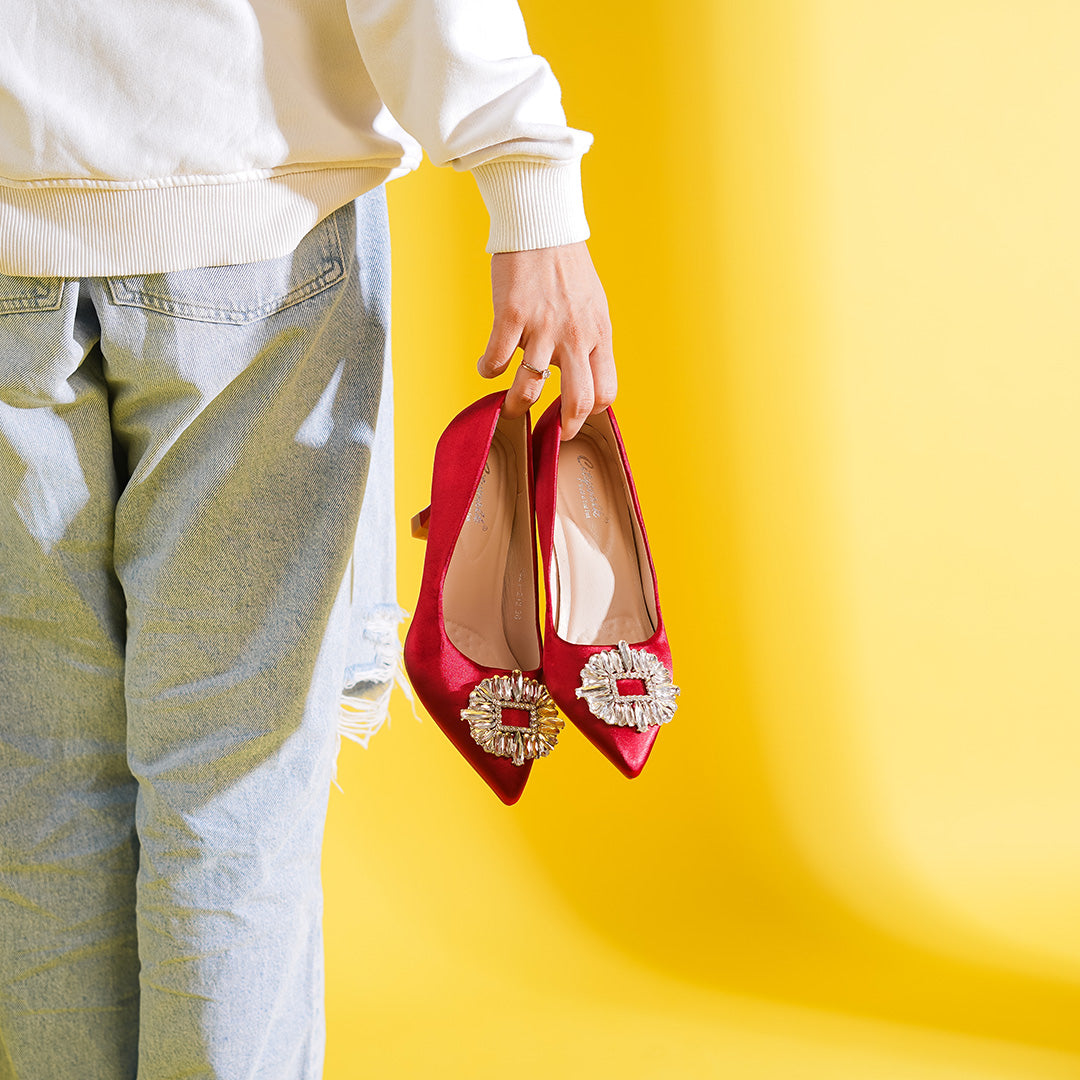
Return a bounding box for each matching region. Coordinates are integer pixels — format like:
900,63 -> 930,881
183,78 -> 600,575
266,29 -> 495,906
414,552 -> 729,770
557,334 -> 616,439
502,343 -> 617,433
500,342 -> 553,420
496,337 -> 617,432
479,243 -> 616,430
557,347 -> 593,440
477,309 -> 524,380
589,340 -> 618,412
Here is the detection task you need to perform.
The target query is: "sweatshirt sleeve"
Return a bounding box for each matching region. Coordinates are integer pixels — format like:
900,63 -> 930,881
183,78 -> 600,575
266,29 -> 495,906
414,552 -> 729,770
344,0 -> 593,252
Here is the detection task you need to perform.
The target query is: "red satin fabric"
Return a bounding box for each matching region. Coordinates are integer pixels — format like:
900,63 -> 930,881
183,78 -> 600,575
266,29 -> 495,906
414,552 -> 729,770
532,397 -> 675,778
404,390 -> 544,804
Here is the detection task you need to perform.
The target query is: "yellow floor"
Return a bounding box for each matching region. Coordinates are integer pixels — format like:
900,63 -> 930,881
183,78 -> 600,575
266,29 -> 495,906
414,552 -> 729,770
323,719 -> 1080,1079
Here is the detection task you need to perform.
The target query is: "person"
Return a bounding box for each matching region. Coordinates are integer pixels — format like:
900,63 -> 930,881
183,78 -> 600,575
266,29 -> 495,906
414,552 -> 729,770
0,1 -> 613,1077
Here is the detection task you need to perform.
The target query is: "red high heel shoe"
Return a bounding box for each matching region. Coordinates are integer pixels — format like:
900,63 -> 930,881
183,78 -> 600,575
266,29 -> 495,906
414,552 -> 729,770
404,390 -> 562,804
532,396 -> 679,778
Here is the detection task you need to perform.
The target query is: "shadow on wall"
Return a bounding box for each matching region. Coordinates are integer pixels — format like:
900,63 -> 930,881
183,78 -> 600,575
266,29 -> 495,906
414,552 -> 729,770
506,0 -> 1080,1055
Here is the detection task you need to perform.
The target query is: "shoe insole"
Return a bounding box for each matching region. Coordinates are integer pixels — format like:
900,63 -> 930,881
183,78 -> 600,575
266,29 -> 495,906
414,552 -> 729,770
552,416 -> 657,646
444,418 -> 540,671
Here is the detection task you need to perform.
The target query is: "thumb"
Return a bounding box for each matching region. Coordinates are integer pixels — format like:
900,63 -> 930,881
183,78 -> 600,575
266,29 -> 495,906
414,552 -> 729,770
477,314 -> 523,379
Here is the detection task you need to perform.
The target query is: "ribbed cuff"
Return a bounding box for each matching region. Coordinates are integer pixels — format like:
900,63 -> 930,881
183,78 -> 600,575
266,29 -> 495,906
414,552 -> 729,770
472,158 -> 590,253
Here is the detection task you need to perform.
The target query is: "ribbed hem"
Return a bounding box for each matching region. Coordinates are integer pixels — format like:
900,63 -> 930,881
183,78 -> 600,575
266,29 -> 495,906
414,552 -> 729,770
0,167 -> 391,277
472,159 -> 590,253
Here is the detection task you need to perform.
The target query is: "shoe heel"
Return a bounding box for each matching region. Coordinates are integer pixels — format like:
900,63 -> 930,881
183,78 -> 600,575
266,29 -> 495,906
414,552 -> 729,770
411,505 -> 431,540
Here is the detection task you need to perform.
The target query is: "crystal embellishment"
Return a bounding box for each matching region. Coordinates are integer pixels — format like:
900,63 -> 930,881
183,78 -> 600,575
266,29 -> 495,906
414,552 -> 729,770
461,670 -> 564,767
575,641 -> 680,733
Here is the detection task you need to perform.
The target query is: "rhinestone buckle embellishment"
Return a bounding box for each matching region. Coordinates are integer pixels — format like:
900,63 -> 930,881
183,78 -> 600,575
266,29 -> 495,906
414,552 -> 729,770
575,641 -> 680,733
461,670 -> 564,767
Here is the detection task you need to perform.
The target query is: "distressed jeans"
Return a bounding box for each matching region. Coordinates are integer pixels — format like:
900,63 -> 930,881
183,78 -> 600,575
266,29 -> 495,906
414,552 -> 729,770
0,189 -> 399,1080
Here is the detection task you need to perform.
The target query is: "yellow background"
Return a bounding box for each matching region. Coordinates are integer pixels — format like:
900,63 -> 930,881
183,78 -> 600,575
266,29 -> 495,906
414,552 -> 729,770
323,1 -> 1080,1076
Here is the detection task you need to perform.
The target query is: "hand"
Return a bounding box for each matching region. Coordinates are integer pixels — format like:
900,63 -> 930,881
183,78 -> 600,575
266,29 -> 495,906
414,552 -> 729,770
477,241 -> 615,440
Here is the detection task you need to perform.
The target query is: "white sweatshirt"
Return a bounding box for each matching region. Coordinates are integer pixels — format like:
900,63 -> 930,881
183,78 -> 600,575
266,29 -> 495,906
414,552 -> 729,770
0,0 -> 593,276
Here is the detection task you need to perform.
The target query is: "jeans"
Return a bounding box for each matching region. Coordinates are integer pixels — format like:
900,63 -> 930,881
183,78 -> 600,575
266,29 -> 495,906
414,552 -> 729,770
0,189 -> 398,1079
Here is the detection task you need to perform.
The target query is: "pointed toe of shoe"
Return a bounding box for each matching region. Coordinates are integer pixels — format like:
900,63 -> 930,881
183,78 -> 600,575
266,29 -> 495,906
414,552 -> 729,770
560,693 -> 659,778
489,764 -> 531,805
605,725 -> 659,779
407,664 -> 535,805
542,637 -> 672,779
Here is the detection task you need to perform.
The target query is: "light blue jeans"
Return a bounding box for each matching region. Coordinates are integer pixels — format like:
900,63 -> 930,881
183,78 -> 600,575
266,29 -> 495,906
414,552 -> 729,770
0,189 -> 400,1080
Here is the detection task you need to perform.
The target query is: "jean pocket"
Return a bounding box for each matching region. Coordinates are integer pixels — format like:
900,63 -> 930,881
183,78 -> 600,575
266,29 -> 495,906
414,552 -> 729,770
105,208 -> 349,325
0,276 -> 64,316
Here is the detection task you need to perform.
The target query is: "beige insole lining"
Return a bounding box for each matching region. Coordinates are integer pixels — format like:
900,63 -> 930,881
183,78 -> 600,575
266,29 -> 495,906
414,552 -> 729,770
552,420 -> 657,646
443,421 -> 539,670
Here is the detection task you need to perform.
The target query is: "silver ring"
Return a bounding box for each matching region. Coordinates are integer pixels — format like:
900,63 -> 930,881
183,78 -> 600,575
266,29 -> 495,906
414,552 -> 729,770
520,360 -> 551,380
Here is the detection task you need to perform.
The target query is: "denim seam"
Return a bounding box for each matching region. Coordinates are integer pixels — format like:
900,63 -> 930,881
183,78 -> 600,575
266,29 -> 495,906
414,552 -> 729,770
0,280 -> 64,315
103,217 -> 346,324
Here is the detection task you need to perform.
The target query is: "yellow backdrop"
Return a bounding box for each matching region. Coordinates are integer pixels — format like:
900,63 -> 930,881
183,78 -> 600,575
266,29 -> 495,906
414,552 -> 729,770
322,1 -> 1080,1076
